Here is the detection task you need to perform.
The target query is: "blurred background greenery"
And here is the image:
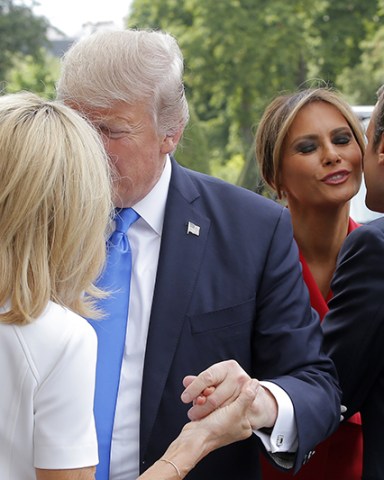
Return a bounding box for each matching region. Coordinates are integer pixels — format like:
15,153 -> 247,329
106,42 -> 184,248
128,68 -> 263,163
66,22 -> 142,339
2,0 -> 384,193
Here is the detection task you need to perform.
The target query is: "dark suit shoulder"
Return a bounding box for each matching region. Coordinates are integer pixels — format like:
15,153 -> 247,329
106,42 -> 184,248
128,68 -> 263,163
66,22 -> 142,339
174,162 -> 286,224
184,165 -> 275,203
339,216 -> 384,262
324,214 -> 384,428
355,214 -> 384,233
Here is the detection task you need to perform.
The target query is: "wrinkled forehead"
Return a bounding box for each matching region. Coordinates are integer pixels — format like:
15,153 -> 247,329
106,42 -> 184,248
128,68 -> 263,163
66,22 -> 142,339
66,100 -> 154,126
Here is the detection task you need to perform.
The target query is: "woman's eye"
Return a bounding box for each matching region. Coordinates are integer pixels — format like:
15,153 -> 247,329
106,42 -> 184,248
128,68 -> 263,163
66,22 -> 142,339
296,142 -> 316,154
333,135 -> 351,145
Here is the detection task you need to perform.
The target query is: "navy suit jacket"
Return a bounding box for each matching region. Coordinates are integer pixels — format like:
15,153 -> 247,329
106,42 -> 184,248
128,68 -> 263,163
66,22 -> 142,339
323,217 -> 384,480
139,159 -> 341,479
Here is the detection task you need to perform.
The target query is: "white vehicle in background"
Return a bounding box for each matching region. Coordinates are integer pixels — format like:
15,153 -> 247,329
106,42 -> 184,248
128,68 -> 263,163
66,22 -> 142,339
352,105 -> 374,130
350,105 -> 383,223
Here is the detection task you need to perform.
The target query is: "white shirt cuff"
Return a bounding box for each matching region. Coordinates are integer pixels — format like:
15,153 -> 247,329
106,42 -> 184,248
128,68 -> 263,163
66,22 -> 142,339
254,381 -> 298,453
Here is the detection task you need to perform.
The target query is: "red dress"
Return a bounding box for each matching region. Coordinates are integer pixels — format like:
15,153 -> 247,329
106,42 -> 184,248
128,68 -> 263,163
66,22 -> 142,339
261,218 -> 363,480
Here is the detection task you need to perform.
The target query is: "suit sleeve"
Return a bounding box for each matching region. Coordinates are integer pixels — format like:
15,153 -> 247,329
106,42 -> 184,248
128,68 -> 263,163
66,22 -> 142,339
254,208 -> 341,471
322,223 -> 384,417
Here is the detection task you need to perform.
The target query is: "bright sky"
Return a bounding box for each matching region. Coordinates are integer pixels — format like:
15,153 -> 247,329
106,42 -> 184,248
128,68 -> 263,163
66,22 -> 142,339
32,0 -> 132,37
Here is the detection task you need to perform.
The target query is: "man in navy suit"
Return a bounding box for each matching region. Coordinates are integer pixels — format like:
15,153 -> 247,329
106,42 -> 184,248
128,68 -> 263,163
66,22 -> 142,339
322,86 -> 384,480
57,29 -> 341,480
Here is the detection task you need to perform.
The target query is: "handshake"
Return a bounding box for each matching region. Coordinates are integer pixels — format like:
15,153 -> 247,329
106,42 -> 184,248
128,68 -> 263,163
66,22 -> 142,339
139,360 -> 279,480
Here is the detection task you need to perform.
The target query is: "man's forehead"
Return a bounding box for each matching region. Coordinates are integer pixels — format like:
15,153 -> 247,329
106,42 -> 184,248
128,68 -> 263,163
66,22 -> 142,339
366,106 -> 378,137
91,113 -> 130,126
81,102 -> 149,124
79,109 -> 132,128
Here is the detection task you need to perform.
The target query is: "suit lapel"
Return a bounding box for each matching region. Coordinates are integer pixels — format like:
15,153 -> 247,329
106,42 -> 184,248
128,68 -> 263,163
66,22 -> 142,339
140,161 -> 211,455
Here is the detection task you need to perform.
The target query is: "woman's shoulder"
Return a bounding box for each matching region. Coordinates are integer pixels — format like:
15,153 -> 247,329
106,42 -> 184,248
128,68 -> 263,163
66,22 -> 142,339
19,301 -> 94,343
12,302 -> 96,382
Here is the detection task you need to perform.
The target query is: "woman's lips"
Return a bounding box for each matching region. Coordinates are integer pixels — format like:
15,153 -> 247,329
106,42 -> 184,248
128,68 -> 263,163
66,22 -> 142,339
321,170 -> 350,185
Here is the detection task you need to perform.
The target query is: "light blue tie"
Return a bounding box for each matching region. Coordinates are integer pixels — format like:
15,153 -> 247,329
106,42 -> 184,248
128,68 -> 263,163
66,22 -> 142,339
88,207 -> 139,480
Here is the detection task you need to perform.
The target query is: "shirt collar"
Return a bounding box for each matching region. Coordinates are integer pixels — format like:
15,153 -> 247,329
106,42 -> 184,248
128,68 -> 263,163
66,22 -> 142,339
132,155 -> 171,236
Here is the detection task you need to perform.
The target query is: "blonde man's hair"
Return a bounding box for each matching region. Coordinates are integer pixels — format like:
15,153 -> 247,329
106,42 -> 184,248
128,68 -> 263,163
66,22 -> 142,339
0,92 -> 112,325
56,28 -> 190,137
256,87 -> 366,199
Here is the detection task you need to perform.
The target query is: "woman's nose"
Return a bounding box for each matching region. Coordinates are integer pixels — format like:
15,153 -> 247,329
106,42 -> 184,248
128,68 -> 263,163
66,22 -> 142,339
323,144 -> 341,166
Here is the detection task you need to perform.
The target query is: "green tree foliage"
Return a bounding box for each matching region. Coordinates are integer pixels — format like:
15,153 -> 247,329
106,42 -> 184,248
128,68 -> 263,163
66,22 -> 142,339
128,0 -> 383,190
6,51 -> 60,98
0,1 -> 50,88
310,0 -> 381,84
177,103 -> 211,174
128,0 -> 326,187
335,1 -> 384,105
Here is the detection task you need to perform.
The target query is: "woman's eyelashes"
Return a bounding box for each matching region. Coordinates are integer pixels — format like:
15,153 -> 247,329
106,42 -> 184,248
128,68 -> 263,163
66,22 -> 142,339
294,132 -> 353,155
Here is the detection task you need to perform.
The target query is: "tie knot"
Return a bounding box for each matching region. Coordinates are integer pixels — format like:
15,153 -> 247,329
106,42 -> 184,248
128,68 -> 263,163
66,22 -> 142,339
109,208 -> 139,252
114,208 -> 140,234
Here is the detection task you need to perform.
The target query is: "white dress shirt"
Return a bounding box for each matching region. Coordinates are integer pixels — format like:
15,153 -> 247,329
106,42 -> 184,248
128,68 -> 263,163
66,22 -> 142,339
109,157 -> 171,480
109,156 -> 297,480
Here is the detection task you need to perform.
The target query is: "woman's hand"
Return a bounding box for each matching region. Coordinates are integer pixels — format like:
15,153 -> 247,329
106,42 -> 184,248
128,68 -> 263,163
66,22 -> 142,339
138,377 -> 258,480
182,359 -> 278,430
182,377 -> 259,451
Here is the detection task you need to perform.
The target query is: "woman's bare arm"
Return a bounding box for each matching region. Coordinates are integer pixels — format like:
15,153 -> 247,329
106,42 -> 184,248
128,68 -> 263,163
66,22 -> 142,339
36,466 -> 95,480
139,379 -> 258,479
35,378 -> 257,480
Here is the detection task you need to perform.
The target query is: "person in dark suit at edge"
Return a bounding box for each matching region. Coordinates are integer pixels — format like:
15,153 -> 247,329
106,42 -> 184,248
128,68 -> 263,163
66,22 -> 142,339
56,28 -> 341,480
322,85 -> 384,480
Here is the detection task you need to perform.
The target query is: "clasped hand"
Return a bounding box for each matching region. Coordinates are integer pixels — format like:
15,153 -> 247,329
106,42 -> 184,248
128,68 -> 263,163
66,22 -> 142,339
181,360 -> 278,432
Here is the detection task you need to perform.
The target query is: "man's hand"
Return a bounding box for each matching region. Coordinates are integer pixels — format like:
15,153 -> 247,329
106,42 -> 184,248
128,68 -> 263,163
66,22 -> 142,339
139,379 -> 260,479
181,360 -> 278,430
181,378 -> 259,452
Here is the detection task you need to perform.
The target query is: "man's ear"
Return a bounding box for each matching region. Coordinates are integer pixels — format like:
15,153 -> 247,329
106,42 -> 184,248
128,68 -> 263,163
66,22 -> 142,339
160,128 -> 183,154
378,134 -> 384,165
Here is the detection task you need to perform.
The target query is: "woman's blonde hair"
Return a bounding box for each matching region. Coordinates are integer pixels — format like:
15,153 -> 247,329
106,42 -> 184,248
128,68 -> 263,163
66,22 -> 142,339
0,92 -> 112,325
256,87 -> 366,199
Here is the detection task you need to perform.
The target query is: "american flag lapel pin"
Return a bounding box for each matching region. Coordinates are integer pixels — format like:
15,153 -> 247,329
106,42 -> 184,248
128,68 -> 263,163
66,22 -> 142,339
187,221 -> 200,236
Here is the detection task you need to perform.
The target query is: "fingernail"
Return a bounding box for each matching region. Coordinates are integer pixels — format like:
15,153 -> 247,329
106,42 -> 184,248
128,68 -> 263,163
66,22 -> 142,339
181,392 -> 191,402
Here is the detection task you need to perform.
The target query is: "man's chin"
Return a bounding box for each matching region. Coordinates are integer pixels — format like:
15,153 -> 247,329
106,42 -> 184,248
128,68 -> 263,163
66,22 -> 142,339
365,196 -> 384,214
